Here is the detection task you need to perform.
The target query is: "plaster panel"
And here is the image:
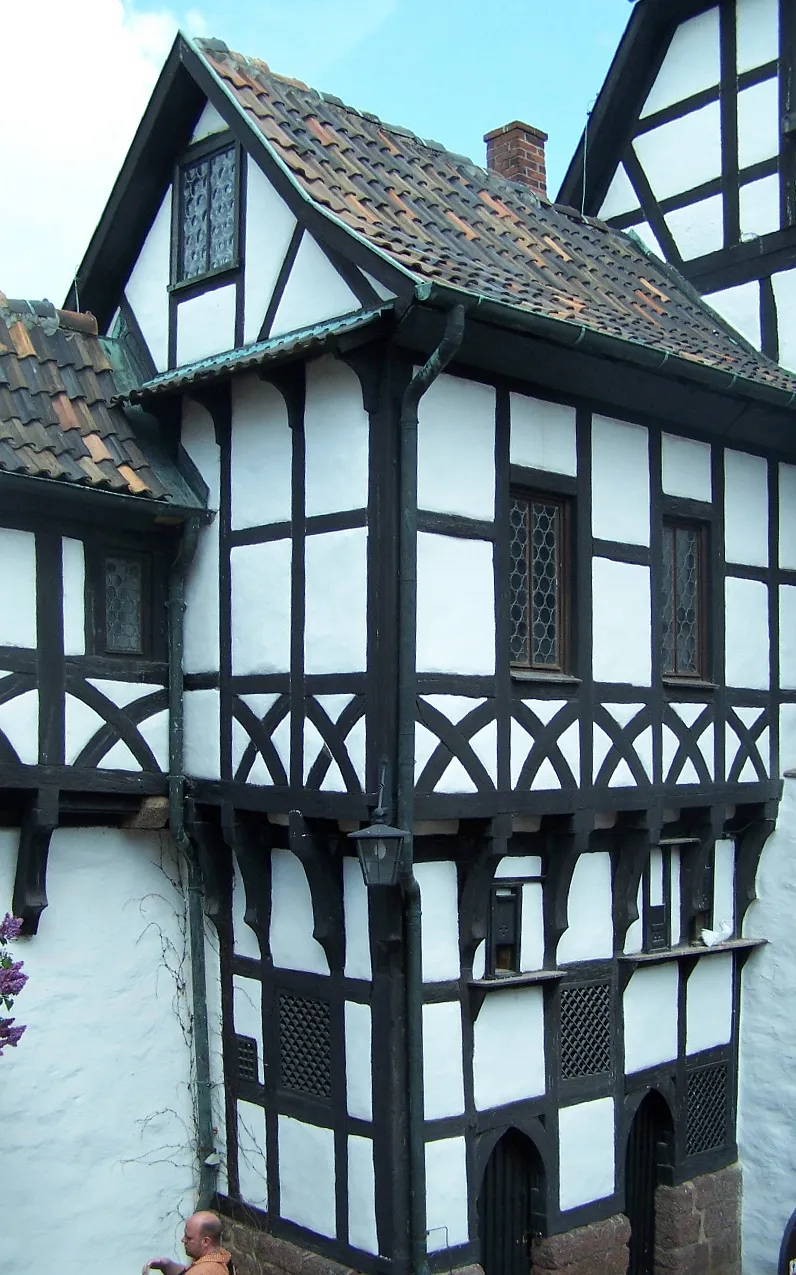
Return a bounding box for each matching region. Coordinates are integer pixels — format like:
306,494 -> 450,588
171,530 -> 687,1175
737,0 -> 779,72
629,222 -> 664,257
343,857 -> 371,980
665,195 -> 724,260
592,558 -> 651,686
182,399 -> 220,673
661,433 -> 712,502
671,847 -> 682,944
231,540 -> 292,674
738,78 -> 780,169
233,976 -> 264,1084
305,527 -> 367,674
557,852 -> 613,965
232,853 -> 260,961
270,848 -> 329,975
345,1001 -> 372,1120
423,1001 -> 465,1118
633,102 -> 722,201
98,740 -> 142,772
705,281 -> 762,349
779,586 -> 796,689
138,709 -> 168,772
87,679 -> 164,709
417,373 -> 495,519
0,528 -> 36,648
348,1136 -> 378,1255
231,376 -> 292,528
271,233 -> 360,338
184,689 -> 220,779
237,1101 -> 268,1210
774,270 -> 796,373
64,693 -> 105,764
425,1137 -> 469,1251
62,537 -> 85,656
779,464 -> 796,568
0,690 -> 38,764
244,156 -> 297,343
278,1115 -> 336,1238
496,854 -> 543,879
473,987 -> 545,1109
598,164 -> 639,221
416,533 -> 495,676
624,965 -> 679,1072
740,174 -> 781,241
191,101 -> 227,141
176,284 -> 236,366
725,577 -> 769,689
416,860 -> 460,982
305,357 -> 369,516
591,415 -> 649,544
686,953 -> 733,1053
520,881 -> 545,972
558,1098 -> 616,1212
640,8 -> 720,116
509,392 -> 577,477
725,449 -> 768,566
124,189 -> 171,371
714,839 -> 735,930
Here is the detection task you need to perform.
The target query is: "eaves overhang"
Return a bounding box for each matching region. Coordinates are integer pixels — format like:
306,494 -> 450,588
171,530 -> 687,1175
0,467 -> 212,528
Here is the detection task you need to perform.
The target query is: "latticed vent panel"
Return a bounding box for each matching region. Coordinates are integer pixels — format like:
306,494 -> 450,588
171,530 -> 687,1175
236,1034 -> 259,1085
560,982 -> 613,1080
686,1063 -> 728,1155
105,555 -> 142,653
278,992 -> 332,1101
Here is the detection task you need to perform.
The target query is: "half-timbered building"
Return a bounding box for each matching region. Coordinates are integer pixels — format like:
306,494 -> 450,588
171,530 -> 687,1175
7,25 -> 796,1275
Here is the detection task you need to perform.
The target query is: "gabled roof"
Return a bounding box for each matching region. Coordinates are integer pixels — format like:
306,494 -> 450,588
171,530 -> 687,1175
0,296 -> 204,510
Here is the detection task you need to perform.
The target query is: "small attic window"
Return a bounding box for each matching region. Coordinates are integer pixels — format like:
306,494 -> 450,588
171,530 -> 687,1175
177,143 -> 238,283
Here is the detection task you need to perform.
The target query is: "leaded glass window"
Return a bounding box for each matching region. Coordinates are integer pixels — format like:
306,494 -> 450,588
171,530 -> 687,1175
510,492 -> 569,670
179,145 -> 237,282
662,521 -> 705,678
104,555 -> 143,654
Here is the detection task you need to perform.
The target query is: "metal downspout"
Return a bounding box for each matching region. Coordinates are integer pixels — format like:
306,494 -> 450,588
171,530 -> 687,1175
397,304 -> 466,1275
167,515 -> 217,1208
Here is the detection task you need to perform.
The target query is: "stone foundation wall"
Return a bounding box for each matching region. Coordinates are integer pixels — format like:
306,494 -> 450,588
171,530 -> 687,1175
223,1220 -> 482,1275
655,1164 -> 741,1275
532,1214 -> 631,1275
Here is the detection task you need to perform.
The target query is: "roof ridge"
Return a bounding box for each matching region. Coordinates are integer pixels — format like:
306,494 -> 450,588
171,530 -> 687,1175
0,294 -> 98,336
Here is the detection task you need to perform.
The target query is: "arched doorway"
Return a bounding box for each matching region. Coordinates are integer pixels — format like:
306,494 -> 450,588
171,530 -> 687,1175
478,1128 -> 545,1275
625,1092 -> 674,1275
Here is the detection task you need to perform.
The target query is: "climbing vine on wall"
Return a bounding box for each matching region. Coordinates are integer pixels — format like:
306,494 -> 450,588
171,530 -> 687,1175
0,913 -> 27,1055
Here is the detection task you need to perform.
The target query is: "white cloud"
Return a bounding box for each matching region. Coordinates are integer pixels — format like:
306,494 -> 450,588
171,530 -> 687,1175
0,0 -> 205,304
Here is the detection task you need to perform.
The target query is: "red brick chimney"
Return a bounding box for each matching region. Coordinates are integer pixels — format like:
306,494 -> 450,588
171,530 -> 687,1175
484,121 -> 548,196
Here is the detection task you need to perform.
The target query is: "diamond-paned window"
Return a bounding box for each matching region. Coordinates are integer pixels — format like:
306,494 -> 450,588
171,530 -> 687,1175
510,492 -> 569,670
105,555 -> 143,654
560,981 -> 613,1080
179,145 -> 237,282
662,521 -> 705,678
686,1062 -> 728,1155
278,992 -> 331,1101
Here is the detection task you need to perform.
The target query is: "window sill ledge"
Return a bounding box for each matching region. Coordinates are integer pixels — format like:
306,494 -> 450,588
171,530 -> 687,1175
619,936 -> 765,970
662,678 -> 717,691
468,969 -> 563,1018
511,670 -> 581,685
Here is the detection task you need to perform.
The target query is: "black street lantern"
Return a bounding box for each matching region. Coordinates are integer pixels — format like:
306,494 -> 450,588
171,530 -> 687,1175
348,820 -> 408,888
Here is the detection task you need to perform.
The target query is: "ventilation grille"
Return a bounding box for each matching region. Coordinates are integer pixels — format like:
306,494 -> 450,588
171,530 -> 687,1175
278,992 -> 331,1101
236,1034 -> 259,1085
686,1062 -> 728,1155
560,982 -> 612,1080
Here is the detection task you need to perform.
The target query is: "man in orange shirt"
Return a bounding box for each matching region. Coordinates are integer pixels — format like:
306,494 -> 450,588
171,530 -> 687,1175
143,1211 -> 235,1275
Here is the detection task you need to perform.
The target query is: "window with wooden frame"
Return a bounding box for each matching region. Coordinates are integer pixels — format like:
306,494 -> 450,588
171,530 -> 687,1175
509,490 -> 572,672
487,883 -> 522,976
642,846 -> 672,952
86,544 -> 164,660
661,519 -> 708,680
175,141 -> 239,285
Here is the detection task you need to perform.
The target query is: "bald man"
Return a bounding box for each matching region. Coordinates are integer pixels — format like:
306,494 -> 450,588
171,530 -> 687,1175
143,1211 -> 235,1275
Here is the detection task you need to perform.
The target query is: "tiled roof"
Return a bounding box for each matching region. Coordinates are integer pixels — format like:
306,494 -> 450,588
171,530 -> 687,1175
0,296 -> 203,506
197,38 -> 796,396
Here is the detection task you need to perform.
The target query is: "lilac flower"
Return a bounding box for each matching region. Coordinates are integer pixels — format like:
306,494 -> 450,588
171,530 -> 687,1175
0,1017 -> 25,1055
0,959 -> 27,1000
0,914 -> 22,943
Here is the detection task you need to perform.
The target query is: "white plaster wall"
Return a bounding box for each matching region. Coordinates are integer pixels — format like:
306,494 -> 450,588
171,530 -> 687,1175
176,284 -> 237,366
661,434 -> 712,501
591,416 -> 649,545
665,195 -> 724,260
63,694 -> 102,764
191,100 -> 227,141
473,987 -> 545,1109
0,527 -> 36,648
736,0 -> 779,72
423,1001 -> 465,1118
416,533 -> 495,675
634,102 -> 722,200
232,853 -> 260,960
278,1115 -> 336,1237
270,848 -> 329,975
509,392 -> 577,476
623,965 -> 679,1072
640,8 -> 720,116
558,1098 -> 616,1212
345,1001 -> 372,1120
779,463 -> 796,568
305,527 -> 367,674
231,540 -> 292,674
237,1100 -> 268,1210
686,953 -> 733,1053
0,688 -> 38,763
244,156 -> 297,344
520,880 -> 545,971
231,376 -> 292,528
233,975 -> 264,1084
725,449 -> 768,566
557,852 -> 613,964
739,780 -> 796,1273
305,357 -> 369,516
592,558 -> 651,686
773,269 -> 796,373
125,189 -> 171,372
0,828 -> 196,1271
425,1137 -> 469,1251
780,586 -> 796,689
725,577 -> 769,689
417,374 -> 495,519
599,164 -> 639,221
740,175 -> 781,241
184,688 -> 220,779
62,536 -> 85,656
271,233 -> 360,338
205,923 -> 228,1197
348,1136 -> 379,1255
415,860 -> 460,982
714,839 -> 735,930
182,399 -> 220,673
705,281 -> 762,349
737,78 -> 780,169
343,857 -> 371,979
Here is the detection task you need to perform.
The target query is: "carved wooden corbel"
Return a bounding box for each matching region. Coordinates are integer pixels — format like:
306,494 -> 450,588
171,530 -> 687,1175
543,810 -> 592,959
731,799 -> 778,929
185,800 -> 230,931
679,805 -> 727,939
288,810 -> 345,972
459,814 -> 510,977
12,788 -> 59,935
612,806 -> 664,954
220,802 -> 271,955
